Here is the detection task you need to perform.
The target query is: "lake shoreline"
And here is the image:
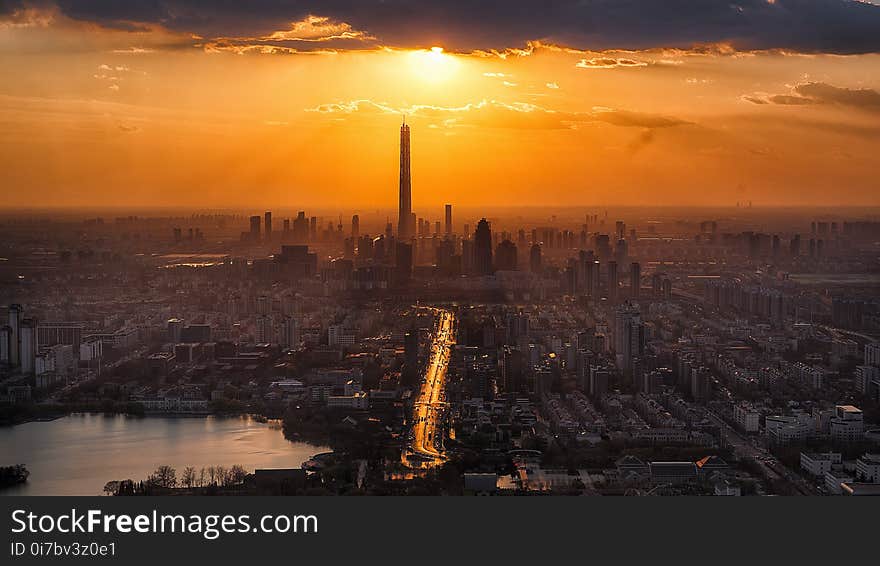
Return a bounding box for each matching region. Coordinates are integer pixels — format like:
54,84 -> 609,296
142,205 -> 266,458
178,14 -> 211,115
0,414 -> 330,496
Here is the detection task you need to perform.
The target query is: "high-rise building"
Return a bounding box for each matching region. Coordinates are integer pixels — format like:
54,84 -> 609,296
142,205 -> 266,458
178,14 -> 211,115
249,215 -> 261,242
20,317 -> 36,375
613,304 -> 644,378
585,259 -> 597,298
281,316 -> 299,349
529,244 -> 542,274
398,119 -> 413,240
0,325 -> 10,365
495,240 -> 518,271
8,304 -> 21,367
630,262 -> 641,299
167,318 -> 184,344
474,218 -> 493,275
351,215 -> 360,239
256,315 -> 273,344
445,204 -> 452,235
264,211 -> 272,241
607,260 -> 619,302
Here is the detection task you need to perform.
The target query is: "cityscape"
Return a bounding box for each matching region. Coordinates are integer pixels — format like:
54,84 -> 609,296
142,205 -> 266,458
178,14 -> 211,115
2,1 -> 880,497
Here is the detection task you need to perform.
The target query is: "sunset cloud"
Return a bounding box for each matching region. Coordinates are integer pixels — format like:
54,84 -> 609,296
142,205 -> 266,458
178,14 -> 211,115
744,82 -> 880,111
4,1 -> 878,54
576,57 -> 648,69
305,98 -> 690,131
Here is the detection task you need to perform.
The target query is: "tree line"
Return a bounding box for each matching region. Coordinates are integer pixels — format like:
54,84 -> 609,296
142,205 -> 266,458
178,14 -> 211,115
103,464 -> 249,495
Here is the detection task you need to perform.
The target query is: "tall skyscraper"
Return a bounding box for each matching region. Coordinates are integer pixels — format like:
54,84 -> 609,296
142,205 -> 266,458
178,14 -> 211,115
20,317 -> 36,375
249,215 -> 261,242
495,240 -> 518,271
7,304 -> 21,367
630,262 -> 641,298
351,214 -> 360,239
398,119 -> 413,240
474,218 -> 493,275
529,244 -> 542,274
607,260 -> 619,303
264,211 -> 272,241
445,204 -> 452,235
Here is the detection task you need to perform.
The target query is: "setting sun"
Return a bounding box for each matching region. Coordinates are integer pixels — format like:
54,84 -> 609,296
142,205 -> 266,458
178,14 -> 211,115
408,46 -> 460,83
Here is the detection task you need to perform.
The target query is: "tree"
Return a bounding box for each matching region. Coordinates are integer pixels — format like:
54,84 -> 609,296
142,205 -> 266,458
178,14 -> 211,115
181,467 -> 197,489
228,465 -> 248,486
103,481 -> 120,496
148,465 -> 177,489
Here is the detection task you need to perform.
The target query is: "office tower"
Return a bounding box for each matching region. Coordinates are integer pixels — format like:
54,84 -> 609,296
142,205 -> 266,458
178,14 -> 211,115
398,119 -> 413,239
281,316 -> 299,349
474,218 -> 493,275
584,259 -> 596,298
529,244 -> 542,273
351,215 -> 360,239
309,216 -> 317,241
264,211 -> 272,241
256,295 -> 270,316
20,318 -> 36,375
461,239 -> 474,274
167,318 -> 184,344
790,234 -> 801,257
607,260 -> 619,302
589,366 -> 610,398
495,240 -> 518,271
614,304 -> 644,377
256,315 -> 273,344
0,325 -> 10,365
7,304 -> 21,368
292,212 -> 307,242
249,215 -> 261,242
501,347 -> 524,394
445,204 -> 452,235
616,238 -> 628,264
630,262 -> 641,299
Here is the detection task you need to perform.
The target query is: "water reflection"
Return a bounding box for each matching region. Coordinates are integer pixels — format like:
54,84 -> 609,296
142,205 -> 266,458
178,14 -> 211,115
0,414 -> 327,495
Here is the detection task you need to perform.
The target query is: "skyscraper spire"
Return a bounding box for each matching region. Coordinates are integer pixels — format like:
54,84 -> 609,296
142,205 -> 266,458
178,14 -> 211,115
397,119 -> 412,239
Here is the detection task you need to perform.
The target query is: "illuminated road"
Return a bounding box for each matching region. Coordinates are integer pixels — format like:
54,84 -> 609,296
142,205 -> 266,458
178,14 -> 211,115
408,308 -> 454,467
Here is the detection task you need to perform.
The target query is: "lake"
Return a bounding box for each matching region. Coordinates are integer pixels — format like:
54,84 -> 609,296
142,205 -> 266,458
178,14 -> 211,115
0,414 -> 328,495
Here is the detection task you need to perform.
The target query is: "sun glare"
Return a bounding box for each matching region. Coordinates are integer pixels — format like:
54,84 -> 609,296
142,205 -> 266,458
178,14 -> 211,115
409,46 -> 459,83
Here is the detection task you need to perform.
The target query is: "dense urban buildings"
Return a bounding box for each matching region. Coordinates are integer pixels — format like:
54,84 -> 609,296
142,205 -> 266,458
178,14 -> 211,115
3,120 -> 880,497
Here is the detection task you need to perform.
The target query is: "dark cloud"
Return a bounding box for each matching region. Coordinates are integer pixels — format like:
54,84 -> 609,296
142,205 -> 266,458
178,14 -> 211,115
28,1 -> 880,54
768,94 -> 817,105
794,82 -> 880,110
746,82 -> 880,110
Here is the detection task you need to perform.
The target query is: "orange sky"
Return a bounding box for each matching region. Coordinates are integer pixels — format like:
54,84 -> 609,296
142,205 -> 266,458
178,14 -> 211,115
2,8 -> 880,209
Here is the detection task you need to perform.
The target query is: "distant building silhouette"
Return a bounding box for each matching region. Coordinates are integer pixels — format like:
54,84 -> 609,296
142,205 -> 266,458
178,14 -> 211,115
398,119 -> 413,239
474,218 -> 493,275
